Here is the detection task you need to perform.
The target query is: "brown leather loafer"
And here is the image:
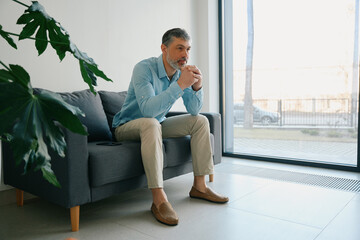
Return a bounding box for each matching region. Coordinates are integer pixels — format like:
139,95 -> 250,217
151,202 -> 179,226
189,186 -> 229,203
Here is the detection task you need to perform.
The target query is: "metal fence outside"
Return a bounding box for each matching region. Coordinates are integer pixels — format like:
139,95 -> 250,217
252,98 -> 358,127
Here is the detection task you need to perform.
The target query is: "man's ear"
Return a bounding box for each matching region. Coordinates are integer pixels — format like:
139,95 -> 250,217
161,44 -> 167,54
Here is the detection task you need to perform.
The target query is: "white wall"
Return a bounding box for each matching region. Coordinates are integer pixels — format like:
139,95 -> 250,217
0,0 -> 219,190
195,0 -> 220,113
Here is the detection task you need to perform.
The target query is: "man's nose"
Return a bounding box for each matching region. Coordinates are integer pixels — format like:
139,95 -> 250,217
182,50 -> 189,59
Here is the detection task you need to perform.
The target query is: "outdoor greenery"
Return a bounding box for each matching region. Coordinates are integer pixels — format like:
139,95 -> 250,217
301,129 -> 319,136
0,1 -> 112,187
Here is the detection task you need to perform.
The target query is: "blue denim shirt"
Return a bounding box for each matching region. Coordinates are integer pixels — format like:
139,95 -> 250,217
112,54 -> 203,127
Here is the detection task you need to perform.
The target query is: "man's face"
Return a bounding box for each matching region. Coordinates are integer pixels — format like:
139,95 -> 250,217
163,37 -> 191,70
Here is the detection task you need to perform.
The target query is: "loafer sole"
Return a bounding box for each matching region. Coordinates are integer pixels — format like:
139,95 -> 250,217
189,186 -> 229,204
189,194 -> 229,204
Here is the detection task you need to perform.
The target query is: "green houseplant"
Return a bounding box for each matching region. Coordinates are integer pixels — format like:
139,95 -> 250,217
0,0 -> 112,187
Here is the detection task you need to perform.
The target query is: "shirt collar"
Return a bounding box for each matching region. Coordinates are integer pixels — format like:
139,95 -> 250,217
157,54 -> 180,81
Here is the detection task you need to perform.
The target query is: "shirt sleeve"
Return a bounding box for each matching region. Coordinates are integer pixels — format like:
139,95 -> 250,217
182,86 -> 203,115
132,62 -> 184,118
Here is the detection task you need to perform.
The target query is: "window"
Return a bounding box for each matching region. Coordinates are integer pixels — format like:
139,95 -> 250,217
220,0 -> 360,170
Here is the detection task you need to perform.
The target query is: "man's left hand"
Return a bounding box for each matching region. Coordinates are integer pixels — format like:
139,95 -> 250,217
186,65 -> 202,91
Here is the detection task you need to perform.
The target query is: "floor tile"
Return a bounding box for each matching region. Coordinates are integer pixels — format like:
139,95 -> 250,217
0,199 -> 73,239
315,195 -> 360,240
115,206 -> 320,240
176,207 -> 321,240
229,181 -> 355,228
0,196 -> 156,240
354,193 -> 360,202
165,171 -> 270,204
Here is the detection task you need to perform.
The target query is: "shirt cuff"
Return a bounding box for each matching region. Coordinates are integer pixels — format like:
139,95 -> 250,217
191,87 -> 203,99
170,81 -> 184,99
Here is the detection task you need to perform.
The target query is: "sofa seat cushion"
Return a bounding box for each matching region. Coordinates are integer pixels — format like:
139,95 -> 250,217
89,134 -> 214,187
163,134 -> 214,167
88,141 -> 145,187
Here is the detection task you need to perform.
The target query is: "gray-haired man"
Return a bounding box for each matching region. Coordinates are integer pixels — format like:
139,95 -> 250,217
112,28 -> 228,226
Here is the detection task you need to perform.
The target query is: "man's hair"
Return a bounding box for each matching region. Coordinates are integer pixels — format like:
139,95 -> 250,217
162,28 -> 190,47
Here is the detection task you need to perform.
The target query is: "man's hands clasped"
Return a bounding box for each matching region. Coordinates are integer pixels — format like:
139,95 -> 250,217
177,65 -> 202,91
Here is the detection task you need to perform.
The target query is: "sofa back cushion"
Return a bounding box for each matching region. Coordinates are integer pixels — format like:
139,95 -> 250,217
59,89 -> 112,142
98,91 -> 127,130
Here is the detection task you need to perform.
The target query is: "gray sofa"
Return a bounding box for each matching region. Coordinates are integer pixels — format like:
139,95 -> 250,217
2,89 -> 222,231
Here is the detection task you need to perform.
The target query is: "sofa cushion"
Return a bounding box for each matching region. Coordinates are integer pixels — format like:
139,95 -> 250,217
59,90 -> 112,142
88,141 -> 145,187
89,134 -> 213,187
164,134 -> 214,167
98,91 -> 127,130
163,136 -> 191,167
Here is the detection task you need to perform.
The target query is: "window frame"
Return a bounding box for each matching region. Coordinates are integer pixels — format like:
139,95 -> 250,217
218,0 -> 360,172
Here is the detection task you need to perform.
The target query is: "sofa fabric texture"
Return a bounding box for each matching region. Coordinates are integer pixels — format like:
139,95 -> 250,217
59,89 -> 113,142
2,89 -> 222,209
98,90 -> 127,133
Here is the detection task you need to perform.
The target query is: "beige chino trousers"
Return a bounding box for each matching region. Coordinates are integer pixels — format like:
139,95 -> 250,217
114,114 -> 214,188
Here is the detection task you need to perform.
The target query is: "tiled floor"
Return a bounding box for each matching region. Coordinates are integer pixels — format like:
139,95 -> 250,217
0,157 -> 359,240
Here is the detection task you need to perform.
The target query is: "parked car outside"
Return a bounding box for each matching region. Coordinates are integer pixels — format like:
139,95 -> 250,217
233,102 -> 280,125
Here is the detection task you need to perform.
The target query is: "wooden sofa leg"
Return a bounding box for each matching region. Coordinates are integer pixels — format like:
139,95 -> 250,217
16,189 -> 24,207
70,206 -> 80,232
209,174 -> 214,182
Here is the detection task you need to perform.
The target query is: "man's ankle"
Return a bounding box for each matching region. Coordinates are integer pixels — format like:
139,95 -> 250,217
193,176 -> 207,193
151,188 -> 168,208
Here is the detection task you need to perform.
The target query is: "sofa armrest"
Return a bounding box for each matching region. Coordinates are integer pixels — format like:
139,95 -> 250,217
2,123 -> 91,208
166,111 -> 222,164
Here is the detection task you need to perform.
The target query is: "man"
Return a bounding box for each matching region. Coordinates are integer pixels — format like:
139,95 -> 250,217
112,28 -> 228,226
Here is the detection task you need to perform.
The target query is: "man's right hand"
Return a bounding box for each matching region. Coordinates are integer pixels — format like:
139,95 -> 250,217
177,66 -> 199,90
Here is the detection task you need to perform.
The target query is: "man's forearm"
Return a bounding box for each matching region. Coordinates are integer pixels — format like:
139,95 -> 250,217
183,88 -> 203,115
137,82 -> 184,118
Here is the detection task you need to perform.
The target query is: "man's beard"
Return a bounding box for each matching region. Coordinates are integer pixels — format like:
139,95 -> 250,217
166,53 -> 187,70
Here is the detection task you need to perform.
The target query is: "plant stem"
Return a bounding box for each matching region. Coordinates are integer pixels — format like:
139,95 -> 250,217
12,0 -> 30,8
0,60 -> 11,71
5,31 -> 69,45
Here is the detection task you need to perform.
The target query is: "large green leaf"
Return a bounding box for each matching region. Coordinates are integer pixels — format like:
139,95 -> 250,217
0,64 -> 31,90
0,81 -> 32,135
0,63 -> 88,187
37,90 -> 87,135
17,1 -> 70,59
79,59 -> 96,94
0,69 -> 16,82
9,64 -> 31,89
0,25 -> 17,49
72,43 -> 113,94
16,1 -> 113,93
41,161 -> 61,188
